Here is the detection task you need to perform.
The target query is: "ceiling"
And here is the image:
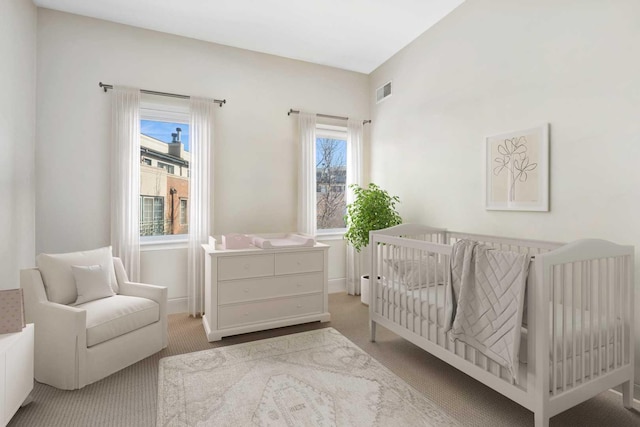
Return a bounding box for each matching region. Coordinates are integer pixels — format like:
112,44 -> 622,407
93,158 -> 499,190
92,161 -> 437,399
33,0 -> 464,74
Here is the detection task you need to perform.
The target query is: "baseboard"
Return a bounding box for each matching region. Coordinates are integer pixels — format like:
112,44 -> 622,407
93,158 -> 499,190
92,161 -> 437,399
168,297 -> 188,314
328,278 -> 346,294
608,386 -> 640,405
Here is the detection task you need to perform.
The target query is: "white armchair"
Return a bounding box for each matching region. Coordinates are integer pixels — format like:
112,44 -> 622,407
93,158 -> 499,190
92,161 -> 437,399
21,255 -> 168,390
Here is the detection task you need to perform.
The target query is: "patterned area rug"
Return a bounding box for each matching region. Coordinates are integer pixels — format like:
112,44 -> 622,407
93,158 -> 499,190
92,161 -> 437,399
157,327 -> 459,426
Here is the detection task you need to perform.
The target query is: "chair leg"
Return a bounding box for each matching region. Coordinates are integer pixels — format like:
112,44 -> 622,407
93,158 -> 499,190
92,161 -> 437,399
622,380 -> 634,409
534,409 -> 549,427
370,320 -> 377,342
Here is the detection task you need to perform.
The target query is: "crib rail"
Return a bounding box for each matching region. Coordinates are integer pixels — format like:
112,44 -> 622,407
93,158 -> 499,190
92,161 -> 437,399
448,231 -> 563,254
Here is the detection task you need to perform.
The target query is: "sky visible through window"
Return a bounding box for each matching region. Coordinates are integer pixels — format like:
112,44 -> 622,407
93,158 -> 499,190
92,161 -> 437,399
316,138 -> 346,166
141,120 -> 190,151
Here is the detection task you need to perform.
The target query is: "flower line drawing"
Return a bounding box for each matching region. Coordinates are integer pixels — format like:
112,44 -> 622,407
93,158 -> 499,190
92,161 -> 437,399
493,136 -> 537,201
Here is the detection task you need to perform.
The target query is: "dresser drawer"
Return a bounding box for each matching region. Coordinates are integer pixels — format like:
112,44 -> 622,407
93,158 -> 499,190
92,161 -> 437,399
218,254 -> 274,281
275,251 -> 323,275
218,294 -> 323,328
218,273 -> 324,304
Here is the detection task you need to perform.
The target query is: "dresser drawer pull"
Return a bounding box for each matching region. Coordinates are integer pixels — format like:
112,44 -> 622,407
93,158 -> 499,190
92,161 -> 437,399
296,283 -> 302,287
296,304 -> 302,308
244,289 -> 249,293
243,264 -> 250,270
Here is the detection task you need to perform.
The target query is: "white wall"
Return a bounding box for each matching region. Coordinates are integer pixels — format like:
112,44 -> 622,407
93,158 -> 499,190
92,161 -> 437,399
36,9 -> 366,305
370,0 -> 640,382
0,0 -> 37,290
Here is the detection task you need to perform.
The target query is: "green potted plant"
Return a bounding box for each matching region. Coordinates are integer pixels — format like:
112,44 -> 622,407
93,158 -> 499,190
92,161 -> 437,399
344,183 -> 402,304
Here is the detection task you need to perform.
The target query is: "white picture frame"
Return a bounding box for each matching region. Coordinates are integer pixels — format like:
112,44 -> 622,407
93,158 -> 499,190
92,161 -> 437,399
485,124 -> 549,211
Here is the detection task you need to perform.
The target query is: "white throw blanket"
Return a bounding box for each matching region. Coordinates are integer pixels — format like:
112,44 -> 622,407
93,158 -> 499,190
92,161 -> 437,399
446,240 -> 530,383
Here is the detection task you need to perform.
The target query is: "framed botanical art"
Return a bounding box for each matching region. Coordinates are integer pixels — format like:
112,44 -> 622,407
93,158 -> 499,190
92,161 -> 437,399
485,124 -> 549,211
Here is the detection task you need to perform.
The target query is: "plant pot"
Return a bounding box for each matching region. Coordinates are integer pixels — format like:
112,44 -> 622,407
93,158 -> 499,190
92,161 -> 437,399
360,275 -> 380,306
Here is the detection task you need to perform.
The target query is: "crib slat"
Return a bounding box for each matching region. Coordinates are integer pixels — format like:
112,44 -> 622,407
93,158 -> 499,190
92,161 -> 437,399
418,249 -> 424,339
408,247 -> 413,332
624,255 -> 630,365
606,258 -> 611,373
613,257 -> 620,369
620,256 -> 624,365
620,256 -> 624,367
426,249 -> 432,343
383,244 -> 388,319
597,259 -> 603,378
441,252 -> 447,344
588,261 -> 598,379
571,262 -> 576,388
385,245 -> 389,320
562,264 -> 567,392
552,265 -> 558,394
581,261 -> 586,384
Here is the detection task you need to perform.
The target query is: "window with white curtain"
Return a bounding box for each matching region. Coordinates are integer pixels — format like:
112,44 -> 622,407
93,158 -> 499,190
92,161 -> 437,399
315,124 -> 348,235
139,96 -> 190,241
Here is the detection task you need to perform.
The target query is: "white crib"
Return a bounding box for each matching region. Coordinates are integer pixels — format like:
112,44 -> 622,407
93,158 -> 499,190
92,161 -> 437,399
368,224 -> 635,427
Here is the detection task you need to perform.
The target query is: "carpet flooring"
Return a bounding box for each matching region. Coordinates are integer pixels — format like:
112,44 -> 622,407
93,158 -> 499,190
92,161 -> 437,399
157,328 -> 459,426
9,292 -> 640,426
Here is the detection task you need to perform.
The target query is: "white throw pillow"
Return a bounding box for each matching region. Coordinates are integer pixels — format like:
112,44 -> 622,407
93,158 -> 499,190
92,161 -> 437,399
36,246 -> 119,305
384,257 -> 445,290
71,265 -> 115,305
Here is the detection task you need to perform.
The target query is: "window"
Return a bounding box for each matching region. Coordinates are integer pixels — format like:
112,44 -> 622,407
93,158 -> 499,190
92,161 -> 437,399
316,125 -> 347,232
140,196 -> 165,236
157,162 -> 175,174
180,198 -> 188,225
140,99 -> 190,239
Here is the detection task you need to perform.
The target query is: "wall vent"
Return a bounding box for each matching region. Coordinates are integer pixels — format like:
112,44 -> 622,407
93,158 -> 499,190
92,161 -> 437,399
376,81 -> 392,104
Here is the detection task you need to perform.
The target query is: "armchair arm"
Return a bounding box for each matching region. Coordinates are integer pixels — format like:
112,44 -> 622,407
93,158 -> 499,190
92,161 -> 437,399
21,268 -> 88,389
32,300 -> 87,390
21,268 -> 87,334
120,281 -> 168,348
119,281 -> 168,305
34,301 -> 87,356
36,300 -> 86,330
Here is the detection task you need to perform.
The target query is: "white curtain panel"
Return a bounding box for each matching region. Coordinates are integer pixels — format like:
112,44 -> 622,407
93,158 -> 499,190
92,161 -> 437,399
110,86 -> 141,282
346,119 -> 364,295
187,97 -> 214,317
297,112 -> 317,236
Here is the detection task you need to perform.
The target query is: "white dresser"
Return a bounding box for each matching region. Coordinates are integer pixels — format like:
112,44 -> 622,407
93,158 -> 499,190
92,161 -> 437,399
202,242 -> 331,341
0,324 -> 34,427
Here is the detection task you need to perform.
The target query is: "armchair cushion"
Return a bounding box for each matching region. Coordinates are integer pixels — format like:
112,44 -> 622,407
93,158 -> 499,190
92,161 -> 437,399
77,295 -> 159,347
71,264 -> 115,305
36,246 -> 119,305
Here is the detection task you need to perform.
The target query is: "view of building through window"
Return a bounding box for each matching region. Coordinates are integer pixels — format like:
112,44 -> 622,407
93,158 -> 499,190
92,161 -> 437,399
316,137 -> 347,230
140,120 -> 190,237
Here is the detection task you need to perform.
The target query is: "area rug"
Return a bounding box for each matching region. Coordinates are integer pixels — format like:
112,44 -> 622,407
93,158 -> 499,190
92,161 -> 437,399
157,327 -> 459,426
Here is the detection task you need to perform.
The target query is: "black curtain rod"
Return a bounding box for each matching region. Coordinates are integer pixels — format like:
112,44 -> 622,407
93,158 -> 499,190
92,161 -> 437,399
99,82 -> 226,107
288,109 -> 371,125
